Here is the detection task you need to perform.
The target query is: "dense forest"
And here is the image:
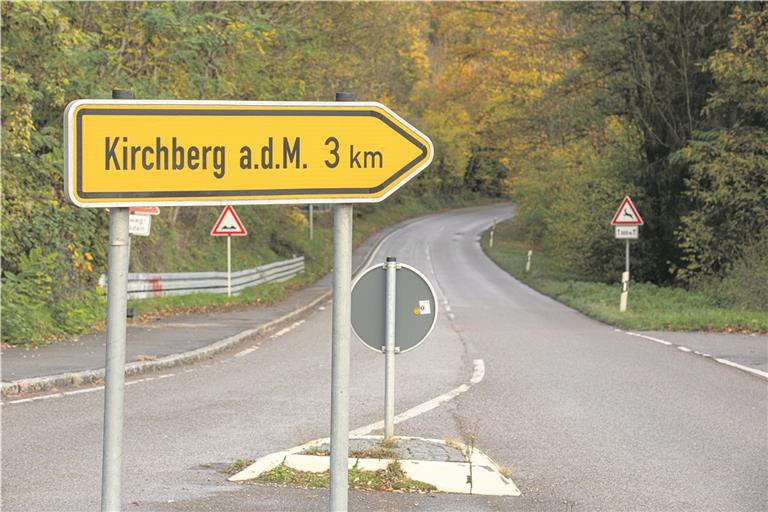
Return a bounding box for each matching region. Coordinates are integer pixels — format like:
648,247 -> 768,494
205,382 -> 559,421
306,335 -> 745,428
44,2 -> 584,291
2,2 -> 766,342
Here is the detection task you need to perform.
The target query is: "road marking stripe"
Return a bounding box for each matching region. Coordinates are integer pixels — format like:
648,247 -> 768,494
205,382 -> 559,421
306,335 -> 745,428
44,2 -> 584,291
350,358 -> 485,437
235,347 -> 258,358
3,372 -> 182,405
624,332 -> 672,346
714,358 -> 768,380
269,320 -> 306,339
623,331 -> 768,380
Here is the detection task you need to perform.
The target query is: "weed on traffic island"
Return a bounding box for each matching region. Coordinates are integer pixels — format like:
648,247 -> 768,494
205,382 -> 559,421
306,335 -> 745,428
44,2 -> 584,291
253,461 -> 436,493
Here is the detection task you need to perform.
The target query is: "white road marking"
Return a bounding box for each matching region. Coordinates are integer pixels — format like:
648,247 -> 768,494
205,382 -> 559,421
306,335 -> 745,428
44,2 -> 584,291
234,347 -> 258,358
623,330 -> 768,380
4,372 -> 179,405
714,357 -> 768,380
350,358 -> 485,437
269,320 -> 306,339
624,332 -> 672,346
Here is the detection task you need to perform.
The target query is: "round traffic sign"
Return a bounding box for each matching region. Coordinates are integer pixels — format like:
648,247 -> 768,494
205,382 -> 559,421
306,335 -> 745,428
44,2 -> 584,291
351,262 -> 438,353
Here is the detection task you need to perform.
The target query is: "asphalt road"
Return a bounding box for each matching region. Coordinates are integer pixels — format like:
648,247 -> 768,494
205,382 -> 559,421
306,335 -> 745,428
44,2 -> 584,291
3,205 -> 767,512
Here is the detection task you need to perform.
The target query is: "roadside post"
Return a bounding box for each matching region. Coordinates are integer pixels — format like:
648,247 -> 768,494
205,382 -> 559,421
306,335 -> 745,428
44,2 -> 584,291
329,90 -> 355,512
211,205 -> 248,297
101,88 -> 133,512
612,196 -> 643,312
384,256 -> 397,439
526,249 -> 533,273
489,218 -> 496,248
309,204 -> 314,240
351,260 -> 438,442
64,91 -> 432,512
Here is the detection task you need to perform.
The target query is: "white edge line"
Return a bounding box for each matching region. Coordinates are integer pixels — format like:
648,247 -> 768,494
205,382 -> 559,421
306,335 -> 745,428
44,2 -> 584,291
714,357 -> 768,380
624,331 -> 672,346
623,331 -> 768,380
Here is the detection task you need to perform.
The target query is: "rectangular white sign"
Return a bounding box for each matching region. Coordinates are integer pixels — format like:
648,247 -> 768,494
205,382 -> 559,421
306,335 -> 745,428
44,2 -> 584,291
129,213 -> 152,236
615,226 -> 638,239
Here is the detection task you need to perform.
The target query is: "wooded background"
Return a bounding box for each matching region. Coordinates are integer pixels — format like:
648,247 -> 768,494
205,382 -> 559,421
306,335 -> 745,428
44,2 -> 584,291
2,2 -> 766,342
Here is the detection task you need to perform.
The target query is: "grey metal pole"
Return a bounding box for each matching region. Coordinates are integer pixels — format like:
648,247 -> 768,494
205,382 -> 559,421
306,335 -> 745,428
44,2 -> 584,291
101,88 -> 133,512
329,91 -> 355,512
227,236 -> 232,298
309,204 -> 314,241
626,239 -> 630,275
384,257 -> 397,440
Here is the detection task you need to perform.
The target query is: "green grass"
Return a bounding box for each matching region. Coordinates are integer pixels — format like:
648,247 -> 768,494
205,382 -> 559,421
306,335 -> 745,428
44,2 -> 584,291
254,462 -> 436,493
484,220 -> 768,332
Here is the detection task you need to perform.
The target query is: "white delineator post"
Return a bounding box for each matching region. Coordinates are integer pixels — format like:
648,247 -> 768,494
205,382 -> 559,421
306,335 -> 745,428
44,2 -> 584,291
620,239 -> 629,312
526,249 -> 533,273
384,256 -> 397,440
329,91 -> 355,512
489,218 -> 496,248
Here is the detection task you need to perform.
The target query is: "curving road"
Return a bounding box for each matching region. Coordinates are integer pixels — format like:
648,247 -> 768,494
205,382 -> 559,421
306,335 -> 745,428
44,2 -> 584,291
3,204 -> 767,511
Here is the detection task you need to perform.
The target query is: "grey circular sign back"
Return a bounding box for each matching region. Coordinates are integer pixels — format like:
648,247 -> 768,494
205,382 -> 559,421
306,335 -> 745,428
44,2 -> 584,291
351,262 -> 438,353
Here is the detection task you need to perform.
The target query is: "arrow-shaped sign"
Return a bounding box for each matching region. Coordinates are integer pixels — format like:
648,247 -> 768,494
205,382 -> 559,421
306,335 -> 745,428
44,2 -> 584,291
64,100 -> 433,207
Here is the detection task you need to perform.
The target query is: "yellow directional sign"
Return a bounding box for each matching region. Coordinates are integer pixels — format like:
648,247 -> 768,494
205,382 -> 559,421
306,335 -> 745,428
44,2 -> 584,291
64,100 -> 433,207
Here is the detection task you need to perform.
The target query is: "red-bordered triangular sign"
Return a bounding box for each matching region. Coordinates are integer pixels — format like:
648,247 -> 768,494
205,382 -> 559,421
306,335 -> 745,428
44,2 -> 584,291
611,196 -> 644,226
211,205 -> 247,236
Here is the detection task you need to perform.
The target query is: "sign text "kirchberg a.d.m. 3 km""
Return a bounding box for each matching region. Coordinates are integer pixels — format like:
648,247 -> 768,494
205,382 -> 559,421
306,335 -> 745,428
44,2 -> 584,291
64,100 -> 433,207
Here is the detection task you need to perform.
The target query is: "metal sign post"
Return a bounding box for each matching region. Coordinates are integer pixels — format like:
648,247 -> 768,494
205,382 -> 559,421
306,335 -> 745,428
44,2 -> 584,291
101,88 -> 133,512
351,260 -> 438,449
227,236 -> 232,297
211,205 -> 247,298
329,91 -> 355,512
384,257 -> 397,440
612,197 -> 643,313
309,204 -> 314,241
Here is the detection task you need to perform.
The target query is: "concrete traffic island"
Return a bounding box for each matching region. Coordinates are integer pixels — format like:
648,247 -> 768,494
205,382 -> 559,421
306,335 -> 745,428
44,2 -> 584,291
229,435 -> 521,497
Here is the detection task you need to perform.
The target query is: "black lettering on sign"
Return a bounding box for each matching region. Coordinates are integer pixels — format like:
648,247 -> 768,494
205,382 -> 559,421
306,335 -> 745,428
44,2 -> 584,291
261,137 -> 273,169
101,137 -> 226,178
282,137 -> 301,169
324,137 -> 339,169
239,146 -> 252,169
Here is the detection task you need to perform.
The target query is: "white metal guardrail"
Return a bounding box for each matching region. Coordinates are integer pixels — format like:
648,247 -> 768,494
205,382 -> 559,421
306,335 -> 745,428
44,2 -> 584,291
100,256 -> 304,299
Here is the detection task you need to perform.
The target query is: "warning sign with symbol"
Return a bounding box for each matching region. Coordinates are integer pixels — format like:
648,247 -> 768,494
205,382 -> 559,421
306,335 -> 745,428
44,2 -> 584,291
211,205 -> 247,236
611,196 -> 644,226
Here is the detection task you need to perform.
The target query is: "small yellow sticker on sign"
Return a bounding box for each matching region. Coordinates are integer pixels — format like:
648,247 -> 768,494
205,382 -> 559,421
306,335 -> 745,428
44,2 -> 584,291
64,100 -> 433,207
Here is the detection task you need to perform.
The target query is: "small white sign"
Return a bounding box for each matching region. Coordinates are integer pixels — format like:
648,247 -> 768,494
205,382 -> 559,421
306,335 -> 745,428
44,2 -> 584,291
418,300 -> 431,315
615,226 -> 638,239
129,213 -> 152,236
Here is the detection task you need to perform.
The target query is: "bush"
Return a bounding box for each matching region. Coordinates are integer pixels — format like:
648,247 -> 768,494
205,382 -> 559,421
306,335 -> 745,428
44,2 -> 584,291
1,248 -> 106,344
695,232 -> 768,310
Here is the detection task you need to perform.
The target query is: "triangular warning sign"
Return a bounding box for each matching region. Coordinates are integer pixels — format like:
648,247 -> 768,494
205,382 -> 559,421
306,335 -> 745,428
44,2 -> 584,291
611,196 -> 644,226
211,205 -> 247,236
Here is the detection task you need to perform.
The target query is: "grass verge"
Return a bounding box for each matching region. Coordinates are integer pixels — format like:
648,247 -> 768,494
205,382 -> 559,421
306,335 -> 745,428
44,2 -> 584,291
483,219 -> 768,332
254,462 -> 436,493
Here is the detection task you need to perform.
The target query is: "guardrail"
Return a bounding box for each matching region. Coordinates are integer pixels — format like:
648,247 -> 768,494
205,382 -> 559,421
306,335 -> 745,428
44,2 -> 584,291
100,256 -> 304,299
